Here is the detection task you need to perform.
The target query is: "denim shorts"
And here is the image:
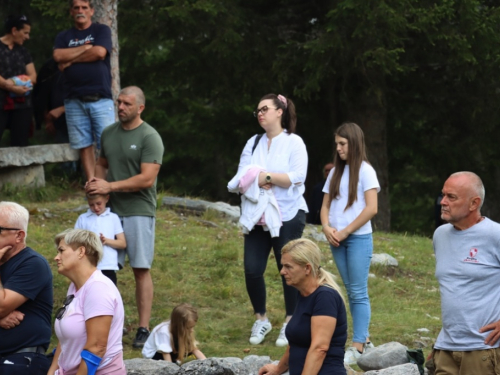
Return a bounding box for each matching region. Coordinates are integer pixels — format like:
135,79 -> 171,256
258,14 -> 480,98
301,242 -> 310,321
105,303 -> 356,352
64,98 -> 115,149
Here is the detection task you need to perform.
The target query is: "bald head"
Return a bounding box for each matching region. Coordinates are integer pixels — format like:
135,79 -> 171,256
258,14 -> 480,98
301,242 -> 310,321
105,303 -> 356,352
448,171 -> 485,209
119,86 -> 145,106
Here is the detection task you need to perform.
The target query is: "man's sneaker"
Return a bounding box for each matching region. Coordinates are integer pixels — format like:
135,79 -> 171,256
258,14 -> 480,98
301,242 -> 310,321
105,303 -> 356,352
132,327 -> 150,348
344,346 -> 362,366
364,341 -> 375,352
275,323 -> 288,347
249,320 -> 272,345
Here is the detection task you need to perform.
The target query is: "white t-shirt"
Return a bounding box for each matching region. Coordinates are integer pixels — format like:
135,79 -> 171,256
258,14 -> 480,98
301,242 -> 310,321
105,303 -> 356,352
142,321 -> 173,358
322,161 -> 380,235
55,270 -> 125,375
75,208 -> 124,271
237,132 -> 308,221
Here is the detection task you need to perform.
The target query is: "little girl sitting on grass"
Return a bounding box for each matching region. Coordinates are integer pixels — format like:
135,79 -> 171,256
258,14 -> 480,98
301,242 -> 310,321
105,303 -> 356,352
142,303 -> 206,364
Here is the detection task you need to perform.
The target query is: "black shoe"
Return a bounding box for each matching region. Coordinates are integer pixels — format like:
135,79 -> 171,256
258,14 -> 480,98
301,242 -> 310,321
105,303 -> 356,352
132,327 -> 150,348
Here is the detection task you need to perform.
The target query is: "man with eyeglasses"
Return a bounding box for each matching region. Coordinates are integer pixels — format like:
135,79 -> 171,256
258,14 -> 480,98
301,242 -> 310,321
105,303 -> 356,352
0,201 -> 53,374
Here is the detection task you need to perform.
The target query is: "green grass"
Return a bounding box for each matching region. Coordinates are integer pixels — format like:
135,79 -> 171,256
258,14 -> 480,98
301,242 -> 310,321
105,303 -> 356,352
4,184 -> 441,367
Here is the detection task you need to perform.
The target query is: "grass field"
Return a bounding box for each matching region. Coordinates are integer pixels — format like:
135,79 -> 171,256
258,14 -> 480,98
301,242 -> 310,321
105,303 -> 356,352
3,182 -> 441,369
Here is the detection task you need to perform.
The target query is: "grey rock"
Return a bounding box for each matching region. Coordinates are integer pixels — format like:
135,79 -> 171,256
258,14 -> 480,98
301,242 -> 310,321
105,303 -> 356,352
0,165 -> 45,189
417,328 -> 430,333
371,253 -> 399,267
357,342 -> 408,371
162,197 -> 240,222
302,224 -> 328,243
69,205 -> 88,212
125,358 -> 179,375
178,359 -> 234,374
0,144 -> 79,167
212,356 -> 273,375
413,340 -> 428,348
364,363 -> 420,375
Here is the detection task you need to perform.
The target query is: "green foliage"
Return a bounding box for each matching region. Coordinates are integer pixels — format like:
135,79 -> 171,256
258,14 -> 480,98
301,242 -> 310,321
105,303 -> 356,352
5,0 -> 500,233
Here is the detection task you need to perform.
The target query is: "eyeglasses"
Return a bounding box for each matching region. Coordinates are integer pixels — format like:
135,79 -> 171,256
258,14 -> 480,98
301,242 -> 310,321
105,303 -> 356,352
56,294 -> 75,320
0,226 -> 20,234
253,106 -> 277,117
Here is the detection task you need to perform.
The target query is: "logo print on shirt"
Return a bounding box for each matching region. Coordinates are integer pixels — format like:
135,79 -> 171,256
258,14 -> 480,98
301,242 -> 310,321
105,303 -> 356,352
464,247 -> 479,263
130,145 -> 137,150
68,35 -> 95,47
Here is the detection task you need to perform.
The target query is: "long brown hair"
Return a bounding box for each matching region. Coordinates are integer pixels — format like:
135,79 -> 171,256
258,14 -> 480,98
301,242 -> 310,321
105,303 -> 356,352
328,122 -> 369,210
170,303 -> 199,362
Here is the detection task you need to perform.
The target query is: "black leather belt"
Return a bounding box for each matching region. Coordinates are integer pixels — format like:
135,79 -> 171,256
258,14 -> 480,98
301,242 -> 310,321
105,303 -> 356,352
78,94 -> 103,102
3,346 -> 46,357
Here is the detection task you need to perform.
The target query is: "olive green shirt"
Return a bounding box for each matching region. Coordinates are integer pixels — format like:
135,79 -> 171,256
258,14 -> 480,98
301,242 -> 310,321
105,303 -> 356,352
100,121 -> 164,217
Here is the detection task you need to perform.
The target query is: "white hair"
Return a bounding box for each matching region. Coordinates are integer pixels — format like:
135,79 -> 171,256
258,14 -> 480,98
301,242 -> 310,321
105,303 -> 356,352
449,171 -> 485,209
0,201 -> 29,236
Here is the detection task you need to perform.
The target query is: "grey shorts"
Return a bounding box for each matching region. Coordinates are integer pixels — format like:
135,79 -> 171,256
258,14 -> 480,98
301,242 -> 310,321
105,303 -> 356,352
118,216 -> 156,269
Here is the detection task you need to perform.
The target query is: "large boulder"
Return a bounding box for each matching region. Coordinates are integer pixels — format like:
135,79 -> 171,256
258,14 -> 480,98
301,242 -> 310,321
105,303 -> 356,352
212,356 -> 273,375
357,342 -> 408,371
177,359 -> 234,374
162,197 -> 240,222
364,363 -> 420,375
125,358 -> 179,375
371,253 -> 398,267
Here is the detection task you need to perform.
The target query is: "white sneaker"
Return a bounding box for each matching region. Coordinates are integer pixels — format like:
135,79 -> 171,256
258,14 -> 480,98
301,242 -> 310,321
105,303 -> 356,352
364,341 -> 375,352
275,323 -> 288,347
249,320 -> 272,345
344,346 -> 362,365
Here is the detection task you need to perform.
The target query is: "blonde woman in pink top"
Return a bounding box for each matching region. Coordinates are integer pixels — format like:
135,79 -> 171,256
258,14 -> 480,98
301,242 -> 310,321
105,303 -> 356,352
48,229 -> 126,375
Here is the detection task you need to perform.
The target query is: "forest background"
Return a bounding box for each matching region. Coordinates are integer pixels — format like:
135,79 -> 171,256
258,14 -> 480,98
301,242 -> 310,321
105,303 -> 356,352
2,0 -> 500,235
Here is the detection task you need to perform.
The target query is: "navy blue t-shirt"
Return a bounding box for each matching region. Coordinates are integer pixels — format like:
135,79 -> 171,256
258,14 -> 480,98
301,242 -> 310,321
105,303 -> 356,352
54,22 -> 112,99
286,285 -> 347,375
0,247 -> 53,355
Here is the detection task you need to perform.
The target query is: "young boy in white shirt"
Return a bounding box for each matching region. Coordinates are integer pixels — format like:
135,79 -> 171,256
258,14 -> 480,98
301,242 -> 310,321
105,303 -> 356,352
75,193 -> 126,285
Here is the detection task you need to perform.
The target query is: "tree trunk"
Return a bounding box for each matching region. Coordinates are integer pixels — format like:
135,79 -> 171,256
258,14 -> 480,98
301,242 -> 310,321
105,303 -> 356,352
92,0 -> 120,101
346,86 -> 391,232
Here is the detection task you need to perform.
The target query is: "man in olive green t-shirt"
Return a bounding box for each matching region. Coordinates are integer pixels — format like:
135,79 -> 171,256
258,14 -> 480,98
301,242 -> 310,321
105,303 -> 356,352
86,86 -> 164,348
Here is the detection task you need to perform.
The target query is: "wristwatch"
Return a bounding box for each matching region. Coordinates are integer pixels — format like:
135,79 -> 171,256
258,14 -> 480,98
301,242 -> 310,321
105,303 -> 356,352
265,173 -> 272,183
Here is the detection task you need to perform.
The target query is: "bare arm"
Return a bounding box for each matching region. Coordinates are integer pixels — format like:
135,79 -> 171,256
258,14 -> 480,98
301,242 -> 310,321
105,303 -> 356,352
87,163 -> 161,195
258,172 -> 292,189
0,310 -> 24,329
25,62 -> 36,85
0,246 -> 29,318
100,232 -> 126,250
47,343 -> 62,375
258,346 -> 290,375
333,188 -> 378,243
94,157 -> 109,180
320,194 -> 339,247
161,352 -> 172,361
70,46 -> 107,63
53,45 -> 91,63
75,315 -> 112,375
301,315 -> 337,375
0,74 -> 30,95
193,349 -> 206,360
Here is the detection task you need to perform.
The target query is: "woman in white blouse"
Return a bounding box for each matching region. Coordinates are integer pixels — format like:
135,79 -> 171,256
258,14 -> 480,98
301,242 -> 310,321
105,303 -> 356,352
231,93 -> 308,347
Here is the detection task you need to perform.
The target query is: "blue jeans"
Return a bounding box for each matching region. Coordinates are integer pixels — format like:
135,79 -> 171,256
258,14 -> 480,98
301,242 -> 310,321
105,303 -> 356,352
330,233 -> 373,343
64,98 -> 115,149
244,210 -> 306,316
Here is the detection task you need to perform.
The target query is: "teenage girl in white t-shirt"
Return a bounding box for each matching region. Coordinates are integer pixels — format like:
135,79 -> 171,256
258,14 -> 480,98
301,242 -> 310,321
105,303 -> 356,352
320,122 -> 380,366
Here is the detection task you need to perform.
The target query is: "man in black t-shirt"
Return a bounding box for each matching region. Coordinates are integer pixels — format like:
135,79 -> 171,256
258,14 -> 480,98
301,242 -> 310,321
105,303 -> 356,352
53,0 -> 115,180
0,202 -> 53,374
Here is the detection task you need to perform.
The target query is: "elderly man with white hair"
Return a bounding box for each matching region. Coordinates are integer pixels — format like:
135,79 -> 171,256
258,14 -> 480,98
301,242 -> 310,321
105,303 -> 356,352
0,201 -> 53,374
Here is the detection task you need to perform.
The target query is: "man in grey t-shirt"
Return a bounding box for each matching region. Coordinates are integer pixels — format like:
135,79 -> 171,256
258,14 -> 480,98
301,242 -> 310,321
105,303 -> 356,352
433,171 -> 500,374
